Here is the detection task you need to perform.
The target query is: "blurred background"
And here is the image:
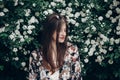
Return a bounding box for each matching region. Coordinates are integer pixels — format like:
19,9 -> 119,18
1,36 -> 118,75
0,0 -> 120,80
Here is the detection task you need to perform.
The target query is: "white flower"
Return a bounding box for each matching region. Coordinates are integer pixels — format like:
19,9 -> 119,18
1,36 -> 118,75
118,19 -> 120,26
88,47 -> 95,56
94,52 -> 99,55
54,0 -> 63,2
100,41 -> 104,45
110,38 -> 115,45
68,36 -> 72,41
87,34 -> 92,38
86,9 -> 90,13
111,18 -> 117,23
13,48 -> 18,52
85,39 -> 90,45
21,62 -> 26,67
28,16 -> 39,24
67,18 -> 71,23
14,0 -> 18,6
115,39 -> 120,44
88,51 -> 94,56
43,11 -> 48,15
116,8 -> 120,14
95,55 -> 103,63
116,15 -> 120,20
3,8 -> 9,12
19,35 -> 23,39
15,30 -> 20,35
109,46 -> 113,51
19,2 -> 24,5
109,4 -> 113,9
75,22 -> 79,27
80,11 -> 86,17
0,12 -> 5,16
35,12 -> 40,16
74,12 -> 80,18
22,25 -> 27,30
91,25 -> 96,31
66,7 -> 72,12
32,3 -> 36,7
27,30 -> 32,34
104,0 -> 108,2
32,52 -> 37,60
113,0 -> 120,7
90,3 -> 94,8
84,47 -> 88,52
62,1 -> 66,7
107,10 -> 112,15
105,13 -> 110,18
24,67 -> 27,71
51,2 -> 56,7
19,19 -> 24,23
68,3 -> 72,7
88,49 -> 93,56
24,51 -> 27,55
98,16 -> 103,21
108,59 -> 113,64
47,9 -> 53,14
70,19 -> 76,24
5,24 -> 9,26
24,35 -> 28,39
84,58 -> 89,63
91,40 -> 95,44
116,26 -> 120,30
14,57 -> 19,61
19,47 -> 22,50
0,27 -> 5,33
102,49 -> 107,54
116,31 -> 120,35
20,37 -> 25,42
61,10 -> 66,15
24,9 -> 31,16
99,33 -> 109,42
9,33 -> 15,40
28,25 -> 35,30
27,50 -> 30,54
75,2 -> 79,6
68,13 -> 74,17
81,17 -> 87,23
84,27 -> 90,33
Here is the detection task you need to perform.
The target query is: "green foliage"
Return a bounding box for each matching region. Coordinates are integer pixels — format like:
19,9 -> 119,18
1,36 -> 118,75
0,0 -> 120,80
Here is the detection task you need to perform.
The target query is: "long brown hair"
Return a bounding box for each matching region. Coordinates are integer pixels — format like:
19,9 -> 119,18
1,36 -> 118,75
41,13 -> 68,72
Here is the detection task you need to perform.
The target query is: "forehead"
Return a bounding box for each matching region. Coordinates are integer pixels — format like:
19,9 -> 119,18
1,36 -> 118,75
61,22 -> 66,28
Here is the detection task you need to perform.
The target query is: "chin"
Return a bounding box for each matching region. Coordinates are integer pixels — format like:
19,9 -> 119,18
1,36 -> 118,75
58,40 -> 65,43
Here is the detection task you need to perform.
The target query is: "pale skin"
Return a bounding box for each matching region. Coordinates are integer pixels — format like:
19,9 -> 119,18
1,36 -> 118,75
51,22 -> 67,70
52,22 -> 66,43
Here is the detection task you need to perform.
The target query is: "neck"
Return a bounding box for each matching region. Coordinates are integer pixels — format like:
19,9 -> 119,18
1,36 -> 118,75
51,40 -> 57,49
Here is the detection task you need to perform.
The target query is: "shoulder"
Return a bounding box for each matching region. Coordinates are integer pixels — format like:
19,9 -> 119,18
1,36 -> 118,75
30,49 -> 43,61
67,42 -> 78,53
65,42 -> 80,62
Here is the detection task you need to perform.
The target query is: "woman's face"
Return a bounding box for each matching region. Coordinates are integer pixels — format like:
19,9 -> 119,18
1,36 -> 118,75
52,23 -> 67,43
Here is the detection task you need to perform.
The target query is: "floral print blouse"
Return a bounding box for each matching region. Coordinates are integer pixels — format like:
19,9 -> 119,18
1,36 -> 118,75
29,42 -> 82,80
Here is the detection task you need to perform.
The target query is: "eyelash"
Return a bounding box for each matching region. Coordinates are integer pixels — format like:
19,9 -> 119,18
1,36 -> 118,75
60,29 -> 66,32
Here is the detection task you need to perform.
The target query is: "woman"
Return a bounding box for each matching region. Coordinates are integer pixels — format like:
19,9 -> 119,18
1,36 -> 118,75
29,13 -> 82,80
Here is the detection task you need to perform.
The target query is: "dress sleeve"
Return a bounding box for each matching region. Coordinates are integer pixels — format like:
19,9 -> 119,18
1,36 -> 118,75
29,50 -> 41,80
70,45 -> 82,80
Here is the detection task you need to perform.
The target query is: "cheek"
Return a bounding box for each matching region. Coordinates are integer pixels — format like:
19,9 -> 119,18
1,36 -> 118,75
59,33 -> 62,36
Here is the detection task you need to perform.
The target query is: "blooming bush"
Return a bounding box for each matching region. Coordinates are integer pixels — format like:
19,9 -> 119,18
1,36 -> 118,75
0,0 -> 120,80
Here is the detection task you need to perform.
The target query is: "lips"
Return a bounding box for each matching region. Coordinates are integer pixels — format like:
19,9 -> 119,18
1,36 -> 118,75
59,37 -> 65,40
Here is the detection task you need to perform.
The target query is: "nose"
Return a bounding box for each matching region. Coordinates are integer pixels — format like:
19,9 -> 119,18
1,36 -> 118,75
61,31 -> 66,36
